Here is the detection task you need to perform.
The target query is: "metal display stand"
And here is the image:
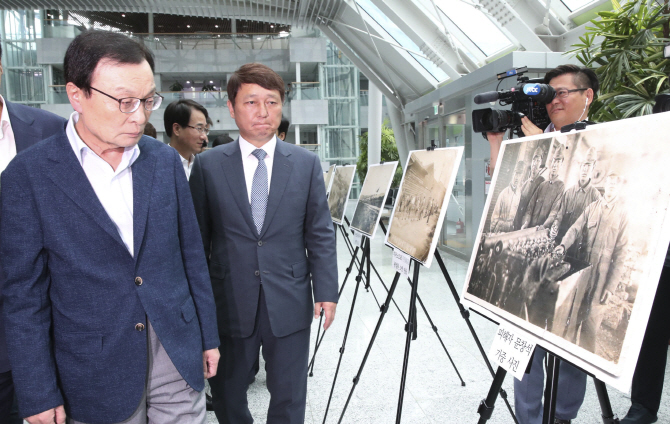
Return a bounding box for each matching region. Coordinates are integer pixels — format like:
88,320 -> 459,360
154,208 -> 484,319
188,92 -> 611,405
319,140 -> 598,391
476,352 -> 619,424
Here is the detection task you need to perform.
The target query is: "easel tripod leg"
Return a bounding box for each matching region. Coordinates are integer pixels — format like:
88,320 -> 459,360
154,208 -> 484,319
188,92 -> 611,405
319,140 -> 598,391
593,378 -> 620,424
396,261 -> 420,424
542,354 -> 560,424
434,251 -> 518,423
337,272 -> 402,424
322,238 -> 370,424
477,367 -> 507,424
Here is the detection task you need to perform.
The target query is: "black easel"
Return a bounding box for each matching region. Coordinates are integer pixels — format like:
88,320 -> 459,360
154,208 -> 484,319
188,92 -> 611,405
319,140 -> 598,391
334,143 -> 516,423
309,219 -> 406,376
322,235 -> 372,423
476,350 -> 620,424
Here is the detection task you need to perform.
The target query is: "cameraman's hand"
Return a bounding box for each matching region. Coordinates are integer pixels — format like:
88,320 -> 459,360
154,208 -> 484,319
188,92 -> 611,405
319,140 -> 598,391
521,116 -> 543,137
486,132 -> 505,174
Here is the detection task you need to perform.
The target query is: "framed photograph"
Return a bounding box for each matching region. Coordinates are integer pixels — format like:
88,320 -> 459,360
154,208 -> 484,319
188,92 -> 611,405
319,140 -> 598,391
324,164 -> 336,194
328,165 -> 356,225
461,112 -> 670,391
385,147 -> 464,268
350,162 -> 399,238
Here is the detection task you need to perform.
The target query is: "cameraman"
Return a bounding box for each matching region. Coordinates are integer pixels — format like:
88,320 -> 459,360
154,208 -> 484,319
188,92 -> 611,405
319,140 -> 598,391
486,64 -> 598,424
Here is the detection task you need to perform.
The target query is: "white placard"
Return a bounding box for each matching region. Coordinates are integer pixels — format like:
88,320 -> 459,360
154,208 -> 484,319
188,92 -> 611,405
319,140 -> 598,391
488,321 -> 538,381
392,249 -> 411,278
352,230 -> 363,248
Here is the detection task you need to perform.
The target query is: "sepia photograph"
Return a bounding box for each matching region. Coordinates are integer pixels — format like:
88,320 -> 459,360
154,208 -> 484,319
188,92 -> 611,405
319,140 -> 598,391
324,164 -> 336,193
462,112 -> 670,391
385,147 -> 463,268
350,162 -> 399,238
328,165 -> 356,225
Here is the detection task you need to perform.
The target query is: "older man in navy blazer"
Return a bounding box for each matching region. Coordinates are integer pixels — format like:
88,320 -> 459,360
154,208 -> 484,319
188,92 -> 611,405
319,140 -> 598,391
0,46 -> 66,424
190,63 -> 338,424
0,31 -> 219,424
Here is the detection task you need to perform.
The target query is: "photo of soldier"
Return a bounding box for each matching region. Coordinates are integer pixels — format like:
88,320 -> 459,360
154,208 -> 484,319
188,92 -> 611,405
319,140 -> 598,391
327,165 -> 356,224
513,147 -> 546,230
521,146 -> 565,229
464,115 -> 670,375
544,146 -> 603,258
554,171 -> 629,353
490,160 -> 525,233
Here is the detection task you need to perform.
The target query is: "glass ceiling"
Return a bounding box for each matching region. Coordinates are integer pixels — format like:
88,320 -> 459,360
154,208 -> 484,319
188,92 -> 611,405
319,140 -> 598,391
432,0 -> 513,57
559,0 -> 600,12
356,0 -> 449,83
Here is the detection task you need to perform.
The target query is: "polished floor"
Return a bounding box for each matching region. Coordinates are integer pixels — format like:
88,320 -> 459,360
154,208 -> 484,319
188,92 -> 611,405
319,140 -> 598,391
206,209 -> 670,424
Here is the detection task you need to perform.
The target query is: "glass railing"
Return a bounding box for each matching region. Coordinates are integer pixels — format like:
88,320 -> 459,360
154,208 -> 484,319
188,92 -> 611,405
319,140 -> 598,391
133,33 -> 291,50
288,82 -> 321,101
47,86 -> 230,108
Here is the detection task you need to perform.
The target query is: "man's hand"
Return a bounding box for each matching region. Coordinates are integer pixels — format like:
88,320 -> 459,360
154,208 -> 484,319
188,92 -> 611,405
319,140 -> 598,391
203,348 -> 220,379
520,116 -> 543,137
553,244 -> 565,256
600,290 -> 613,304
486,132 -> 505,174
314,302 -> 337,330
26,405 -> 66,424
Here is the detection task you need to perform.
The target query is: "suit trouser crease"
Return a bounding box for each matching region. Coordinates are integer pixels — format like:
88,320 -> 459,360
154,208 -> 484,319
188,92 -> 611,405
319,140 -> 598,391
209,286 -> 310,424
68,321 -> 205,424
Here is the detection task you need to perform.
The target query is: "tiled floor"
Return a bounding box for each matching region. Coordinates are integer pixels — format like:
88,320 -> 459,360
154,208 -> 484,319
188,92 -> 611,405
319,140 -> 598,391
207,209 -> 670,424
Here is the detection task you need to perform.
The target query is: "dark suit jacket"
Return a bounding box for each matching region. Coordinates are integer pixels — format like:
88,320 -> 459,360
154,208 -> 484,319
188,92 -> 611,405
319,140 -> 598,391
190,139 -> 338,338
0,102 -> 65,374
0,131 -> 219,423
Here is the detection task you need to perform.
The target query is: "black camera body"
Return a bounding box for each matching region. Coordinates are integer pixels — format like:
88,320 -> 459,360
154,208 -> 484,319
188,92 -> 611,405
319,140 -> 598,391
472,67 -> 554,137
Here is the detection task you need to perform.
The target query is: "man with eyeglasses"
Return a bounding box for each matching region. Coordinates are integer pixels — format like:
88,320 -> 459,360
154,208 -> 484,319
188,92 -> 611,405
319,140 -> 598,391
164,99 -> 210,180
0,30 -> 220,424
486,64 -> 599,424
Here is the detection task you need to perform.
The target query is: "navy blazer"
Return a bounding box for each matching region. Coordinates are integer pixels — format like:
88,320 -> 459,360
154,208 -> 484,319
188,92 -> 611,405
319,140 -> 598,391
0,102 -> 65,374
0,131 -> 219,423
189,139 -> 338,339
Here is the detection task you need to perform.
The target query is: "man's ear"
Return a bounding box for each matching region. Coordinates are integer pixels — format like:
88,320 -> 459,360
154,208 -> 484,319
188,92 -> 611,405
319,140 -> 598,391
172,122 -> 182,137
227,100 -> 235,119
66,82 -> 84,114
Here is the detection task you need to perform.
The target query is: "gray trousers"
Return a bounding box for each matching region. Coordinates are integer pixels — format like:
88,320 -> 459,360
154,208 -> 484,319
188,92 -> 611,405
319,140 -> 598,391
68,321 -> 206,424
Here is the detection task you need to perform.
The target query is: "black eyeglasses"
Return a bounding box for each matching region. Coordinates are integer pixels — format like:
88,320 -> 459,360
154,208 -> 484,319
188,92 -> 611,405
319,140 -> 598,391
555,88 -> 588,99
90,87 -> 163,113
186,125 -> 210,135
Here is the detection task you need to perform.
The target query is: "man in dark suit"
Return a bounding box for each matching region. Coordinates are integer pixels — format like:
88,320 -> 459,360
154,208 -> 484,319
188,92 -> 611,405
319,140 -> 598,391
190,63 -> 338,424
0,45 -> 66,424
0,30 -> 219,424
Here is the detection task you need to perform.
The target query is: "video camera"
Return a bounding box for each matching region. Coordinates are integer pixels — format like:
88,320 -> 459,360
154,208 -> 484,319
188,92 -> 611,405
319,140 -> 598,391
653,43 -> 670,114
472,66 -> 555,137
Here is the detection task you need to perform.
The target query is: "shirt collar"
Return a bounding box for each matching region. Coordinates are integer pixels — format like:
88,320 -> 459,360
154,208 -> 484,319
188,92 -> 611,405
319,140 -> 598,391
66,111 -> 140,170
239,134 -> 277,160
0,95 -> 11,139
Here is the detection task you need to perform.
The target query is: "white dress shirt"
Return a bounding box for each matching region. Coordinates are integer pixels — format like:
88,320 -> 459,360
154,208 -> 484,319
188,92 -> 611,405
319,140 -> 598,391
181,154 -> 194,180
0,95 -> 17,174
239,135 -> 277,203
66,112 -> 140,256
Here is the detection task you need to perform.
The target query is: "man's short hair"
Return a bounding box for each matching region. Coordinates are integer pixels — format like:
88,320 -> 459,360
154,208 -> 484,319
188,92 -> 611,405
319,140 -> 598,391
206,116 -> 213,127
143,122 -> 157,138
544,64 -> 599,97
278,117 -> 290,135
163,99 -> 209,138
227,63 -> 285,105
64,30 -> 155,96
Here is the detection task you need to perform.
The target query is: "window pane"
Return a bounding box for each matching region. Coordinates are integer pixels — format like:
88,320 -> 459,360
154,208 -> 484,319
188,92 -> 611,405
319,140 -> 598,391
7,68 -> 45,102
560,0 -> 599,11
356,0 -> 449,82
433,0 -> 513,57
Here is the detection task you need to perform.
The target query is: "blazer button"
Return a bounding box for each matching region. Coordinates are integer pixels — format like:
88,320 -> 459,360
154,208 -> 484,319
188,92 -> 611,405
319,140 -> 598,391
255,270 -> 260,276
258,241 -> 263,246
135,323 -> 145,331
135,277 -> 143,286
